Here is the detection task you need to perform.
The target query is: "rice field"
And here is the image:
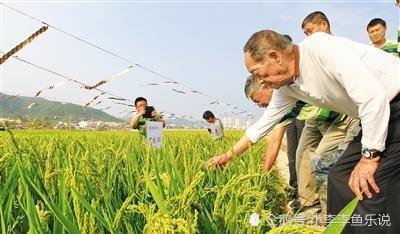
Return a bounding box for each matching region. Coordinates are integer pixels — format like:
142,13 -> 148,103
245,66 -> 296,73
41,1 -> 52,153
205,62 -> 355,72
0,129 -> 298,233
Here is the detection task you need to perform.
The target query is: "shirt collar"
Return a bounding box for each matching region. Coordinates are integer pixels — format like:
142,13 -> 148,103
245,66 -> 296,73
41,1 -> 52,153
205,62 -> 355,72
293,44 -> 300,78
288,44 -> 300,85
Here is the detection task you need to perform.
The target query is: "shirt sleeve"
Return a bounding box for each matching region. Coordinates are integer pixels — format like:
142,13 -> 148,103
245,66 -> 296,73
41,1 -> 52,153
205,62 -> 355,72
310,33 -> 390,151
245,88 -> 296,143
397,29 -> 400,55
275,118 -> 292,128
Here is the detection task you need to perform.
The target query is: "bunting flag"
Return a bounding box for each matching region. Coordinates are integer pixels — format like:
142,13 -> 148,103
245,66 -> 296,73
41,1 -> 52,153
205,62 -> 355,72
26,102 -> 36,109
35,80 -> 67,97
95,101 -> 102,105
82,65 -> 134,90
113,101 -> 135,107
83,101 -> 91,108
163,81 -> 178,84
171,88 -> 186,94
0,25 -> 48,65
7,94 -> 21,99
108,97 -> 127,101
141,80 -> 179,87
209,100 -> 219,105
119,110 -> 129,115
84,92 -> 106,108
236,111 -> 247,114
191,90 -> 203,94
163,113 -> 175,118
140,83 -> 160,87
100,106 -> 111,111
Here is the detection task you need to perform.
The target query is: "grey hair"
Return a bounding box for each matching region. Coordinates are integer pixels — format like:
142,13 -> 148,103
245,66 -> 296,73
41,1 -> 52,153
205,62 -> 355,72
244,74 -> 264,99
301,11 -> 331,30
243,30 -> 293,62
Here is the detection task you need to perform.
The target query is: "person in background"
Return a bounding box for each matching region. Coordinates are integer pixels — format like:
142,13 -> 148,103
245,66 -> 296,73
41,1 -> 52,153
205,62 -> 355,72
240,27 -> 399,232
130,97 -> 165,137
367,18 -> 399,57
300,11 -> 362,220
203,110 -> 224,141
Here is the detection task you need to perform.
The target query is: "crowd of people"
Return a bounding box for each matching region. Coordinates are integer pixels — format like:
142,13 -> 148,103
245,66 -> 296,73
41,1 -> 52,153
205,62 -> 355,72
205,10 -> 399,233
130,7 -> 399,233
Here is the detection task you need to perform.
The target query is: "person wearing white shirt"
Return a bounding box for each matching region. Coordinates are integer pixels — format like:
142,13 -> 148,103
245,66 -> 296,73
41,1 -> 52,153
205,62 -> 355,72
203,110 -> 224,141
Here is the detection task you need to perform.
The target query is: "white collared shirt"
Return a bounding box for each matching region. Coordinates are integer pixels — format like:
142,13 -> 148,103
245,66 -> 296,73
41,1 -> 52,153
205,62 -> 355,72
245,32 -> 400,151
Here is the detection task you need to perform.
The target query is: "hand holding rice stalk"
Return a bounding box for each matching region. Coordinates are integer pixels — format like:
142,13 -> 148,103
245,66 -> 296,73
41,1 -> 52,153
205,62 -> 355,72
206,152 -> 234,170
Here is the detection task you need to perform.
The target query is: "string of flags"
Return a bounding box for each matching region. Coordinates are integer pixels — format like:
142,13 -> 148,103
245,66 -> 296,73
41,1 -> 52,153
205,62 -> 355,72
3,51 -> 256,119
0,51 -> 134,107
0,25 -> 48,65
1,53 -> 197,119
35,80 -> 67,97
7,94 -> 21,99
82,65 -> 134,90
84,92 -> 106,108
1,2 -> 258,121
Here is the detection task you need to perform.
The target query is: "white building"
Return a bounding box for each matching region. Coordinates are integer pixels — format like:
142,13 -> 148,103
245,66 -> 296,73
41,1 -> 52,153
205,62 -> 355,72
246,120 -> 252,128
234,118 -> 240,129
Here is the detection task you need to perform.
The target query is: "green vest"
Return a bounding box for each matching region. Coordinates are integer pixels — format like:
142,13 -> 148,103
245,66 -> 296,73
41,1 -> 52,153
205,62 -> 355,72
137,116 -> 158,137
381,40 -> 399,57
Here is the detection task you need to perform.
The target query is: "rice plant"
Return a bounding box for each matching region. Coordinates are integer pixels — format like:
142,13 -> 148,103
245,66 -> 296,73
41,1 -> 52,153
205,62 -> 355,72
0,129 -> 290,233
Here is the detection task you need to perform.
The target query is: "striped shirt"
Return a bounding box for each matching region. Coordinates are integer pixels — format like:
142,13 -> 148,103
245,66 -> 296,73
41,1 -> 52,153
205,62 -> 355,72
380,40 -> 399,57
277,101 -> 344,127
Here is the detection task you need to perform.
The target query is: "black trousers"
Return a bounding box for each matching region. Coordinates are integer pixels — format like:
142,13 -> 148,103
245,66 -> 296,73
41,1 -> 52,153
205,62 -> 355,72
286,119 -> 305,189
327,94 -> 400,233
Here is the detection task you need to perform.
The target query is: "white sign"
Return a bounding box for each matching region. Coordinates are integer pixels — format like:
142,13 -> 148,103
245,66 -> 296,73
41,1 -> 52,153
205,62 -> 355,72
146,121 -> 163,149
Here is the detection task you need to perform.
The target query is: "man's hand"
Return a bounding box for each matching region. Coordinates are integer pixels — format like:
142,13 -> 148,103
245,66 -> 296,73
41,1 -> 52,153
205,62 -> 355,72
348,156 -> 380,200
206,154 -> 232,169
151,108 -> 158,118
263,160 -> 272,171
137,106 -> 146,116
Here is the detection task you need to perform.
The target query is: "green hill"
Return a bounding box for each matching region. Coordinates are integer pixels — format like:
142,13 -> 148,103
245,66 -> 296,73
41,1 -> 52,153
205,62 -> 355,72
0,93 -> 122,123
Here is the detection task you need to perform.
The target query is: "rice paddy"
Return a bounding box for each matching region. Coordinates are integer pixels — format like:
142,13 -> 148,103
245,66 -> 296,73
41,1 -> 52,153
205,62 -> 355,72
0,130 -> 292,233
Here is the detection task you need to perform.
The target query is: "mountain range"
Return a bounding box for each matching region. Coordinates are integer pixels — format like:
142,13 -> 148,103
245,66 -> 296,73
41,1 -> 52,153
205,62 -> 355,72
0,93 -> 123,123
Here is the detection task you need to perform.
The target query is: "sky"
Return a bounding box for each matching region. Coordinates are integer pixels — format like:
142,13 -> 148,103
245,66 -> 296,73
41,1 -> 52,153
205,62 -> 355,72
1,0 -> 399,122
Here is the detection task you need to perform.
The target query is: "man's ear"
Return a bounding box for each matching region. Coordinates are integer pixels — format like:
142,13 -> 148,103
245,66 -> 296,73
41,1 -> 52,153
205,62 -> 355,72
267,50 -> 281,64
322,21 -> 328,31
